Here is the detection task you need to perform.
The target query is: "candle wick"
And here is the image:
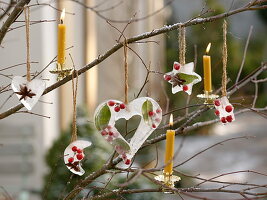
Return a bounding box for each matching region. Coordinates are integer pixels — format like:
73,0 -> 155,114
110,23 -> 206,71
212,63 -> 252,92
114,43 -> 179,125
60,19 -> 63,24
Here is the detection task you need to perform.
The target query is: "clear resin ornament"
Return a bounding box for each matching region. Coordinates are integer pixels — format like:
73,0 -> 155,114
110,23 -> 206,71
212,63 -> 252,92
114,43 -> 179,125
11,76 -> 46,110
164,62 -> 201,95
94,97 -> 162,165
64,140 -> 92,176
214,96 -> 235,124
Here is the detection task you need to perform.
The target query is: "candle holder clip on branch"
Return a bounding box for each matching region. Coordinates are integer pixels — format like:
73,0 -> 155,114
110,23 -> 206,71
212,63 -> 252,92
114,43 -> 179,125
155,114 -> 181,192
197,43 -> 218,104
50,9 -> 73,81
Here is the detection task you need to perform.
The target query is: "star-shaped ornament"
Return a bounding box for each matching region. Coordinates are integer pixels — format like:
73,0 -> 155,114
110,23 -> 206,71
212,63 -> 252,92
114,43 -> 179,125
15,84 -> 36,100
164,62 -> 201,95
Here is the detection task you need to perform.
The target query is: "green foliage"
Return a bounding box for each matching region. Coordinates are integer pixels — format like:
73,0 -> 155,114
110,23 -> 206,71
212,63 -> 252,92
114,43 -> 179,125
42,107 -> 161,199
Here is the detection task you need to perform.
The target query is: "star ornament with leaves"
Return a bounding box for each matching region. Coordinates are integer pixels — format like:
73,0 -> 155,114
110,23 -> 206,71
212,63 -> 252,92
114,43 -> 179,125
164,62 -> 202,95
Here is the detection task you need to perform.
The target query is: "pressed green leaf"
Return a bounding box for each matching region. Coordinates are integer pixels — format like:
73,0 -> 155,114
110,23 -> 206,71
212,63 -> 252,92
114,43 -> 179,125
178,73 -> 198,84
113,138 -> 130,152
95,104 -> 111,130
142,100 -> 153,124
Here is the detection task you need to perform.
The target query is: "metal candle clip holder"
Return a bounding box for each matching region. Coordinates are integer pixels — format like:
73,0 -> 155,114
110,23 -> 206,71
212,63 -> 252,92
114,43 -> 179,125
50,63 -> 73,81
155,171 -> 181,193
197,90 -> 219,105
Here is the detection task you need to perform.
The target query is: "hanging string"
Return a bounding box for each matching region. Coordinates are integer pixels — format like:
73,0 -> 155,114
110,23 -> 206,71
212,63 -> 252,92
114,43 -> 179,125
71,70 -> 78,142
24,6 -> 31,82
123,40 -> 128,104
178,25 -> 186,65
222,20 -> 228,97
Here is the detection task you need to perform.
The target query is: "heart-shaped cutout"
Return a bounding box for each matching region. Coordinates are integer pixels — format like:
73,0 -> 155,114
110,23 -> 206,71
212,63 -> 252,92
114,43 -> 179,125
94,97 -> 162,165
11,76 -> 46,110
64,140 -> 92,176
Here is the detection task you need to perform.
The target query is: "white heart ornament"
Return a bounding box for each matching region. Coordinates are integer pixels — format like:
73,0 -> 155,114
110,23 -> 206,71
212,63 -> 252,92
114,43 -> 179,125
94,97 -> 162,165
11,76 -> 46,110
64,140 -> 92,176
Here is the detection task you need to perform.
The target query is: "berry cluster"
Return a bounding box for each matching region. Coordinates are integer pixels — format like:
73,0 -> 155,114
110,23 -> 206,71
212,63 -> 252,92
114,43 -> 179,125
148,108 -> 162,129
115,145 -> 131,165
213,97 -> 235,124
108,101 -> 126,112
101,125 -> 119,142
67,145 -> 84,163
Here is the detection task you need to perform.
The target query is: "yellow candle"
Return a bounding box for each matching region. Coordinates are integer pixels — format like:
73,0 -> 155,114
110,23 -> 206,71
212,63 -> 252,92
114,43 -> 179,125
203,43 -> 212,92
58,9 -> 66,67
164,114 -> 175,175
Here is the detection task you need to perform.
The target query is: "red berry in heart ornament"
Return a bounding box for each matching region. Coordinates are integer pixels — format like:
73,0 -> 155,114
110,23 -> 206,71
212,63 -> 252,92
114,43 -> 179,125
120,103 -> 126,109
77,149 -> 83,154
125,159 -> 131,165
221,117 -> 227,123
156,108 -> 161,113
108,101 -> 115,106
164,75 -> 172,81
225,105 -> 233,113
76,153 -> 84,160
226,115 -> 233,122
108,131 -> 113,136
183,85 -> 188,91
214,100 -> 220,106
68,157 -> 74,163
72,146 -> 78,152
174,63 -> 180,70
215,110 -> 220,116
101,130 -> 108,136
114,106 -> 120,112
152,124 -> 156,128
148,111 -> 154,117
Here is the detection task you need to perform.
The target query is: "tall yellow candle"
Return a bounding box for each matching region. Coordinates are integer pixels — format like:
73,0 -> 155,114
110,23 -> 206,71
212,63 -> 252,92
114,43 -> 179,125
203,43 -> 212,92
164,114 -> 175,175
58,9 -> 66,67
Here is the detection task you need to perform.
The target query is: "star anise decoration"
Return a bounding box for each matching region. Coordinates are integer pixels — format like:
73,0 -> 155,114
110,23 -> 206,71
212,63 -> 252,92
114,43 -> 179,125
15,84 -> 36,100
171,74 -> 186,87
66,161 -> 80,172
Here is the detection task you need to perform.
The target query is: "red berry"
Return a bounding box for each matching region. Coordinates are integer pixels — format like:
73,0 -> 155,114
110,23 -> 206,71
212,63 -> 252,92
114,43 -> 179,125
108,131 -> 113,136
215,110 -> 220,116
214,100 -> 220,106
125,159 -> 131,165
148,111 -> 154,117
152,124 -> 156,128
226,115 -> 233,122
122,154 -> 127,160
72,146 -> 77,152
156,108 -> 161,113
101,130 -> 108,136
120,104 -> 126,109
68,157 -> 74,163
225,105 -> 233,113
114,106 -> 120,112
174,63 -> 180,70
77,149 -> 83,154
164,75 -> 171,81
221,117 -> 227,123
76,153 -> 84,160
183,85 -> 188,91
108,101 -> 115,106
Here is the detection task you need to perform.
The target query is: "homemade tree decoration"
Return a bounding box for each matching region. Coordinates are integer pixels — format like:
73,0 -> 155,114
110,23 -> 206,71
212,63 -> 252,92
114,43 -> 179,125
11,7 -> 46,110
213,20 -> 235,124
94,41 -> 162,165
164,26 -> 201,95
50,9 -> 73,80
64,72 -> 91,175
